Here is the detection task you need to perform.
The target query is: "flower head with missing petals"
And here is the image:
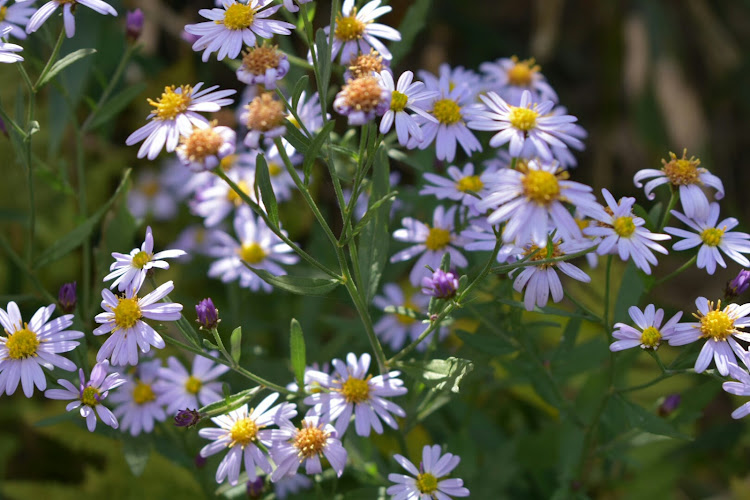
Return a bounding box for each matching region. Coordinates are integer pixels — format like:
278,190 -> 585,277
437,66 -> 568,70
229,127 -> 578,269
26,0 -> 117,39
610,304 -> 683,352
387,444 -> 470,499
45,361 -> 125,431
322,0 -> 401,62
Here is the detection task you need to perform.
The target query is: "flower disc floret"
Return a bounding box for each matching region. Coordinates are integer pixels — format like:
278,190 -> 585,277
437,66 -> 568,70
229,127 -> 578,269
81,386 -> 100,407
132,381 -> 156,405
417,472 -> 439,495
242,45 -> 281,75
6,327 -> 39,359
432,98 -> 462,125
239,242 -> 267,265
425,227 -> 452,251
662,149 -> 702,185
509,106 -> 538,131
507,57 -> 540,86
640,326 -> 662,348
230,417 -> 259,446
340,376 -> 371,404
221,3 -> 255,30
613,216 -> 636,238
113,297 -> 141,330
335,11 -> 365,41
245,93 -> 286,132
295,421 -> 329,459
131,251 -> 152,269
455,175 -> 483,193
185,376 -> 202,395
344,76 -> 384,112
700,307 -> 734,341
348,50 -> 386,79
181,127 -> 225,163
522,169 -> 561,205
390,90 -> 408,112
149,86 -> 192,121
700,227 -> 724,247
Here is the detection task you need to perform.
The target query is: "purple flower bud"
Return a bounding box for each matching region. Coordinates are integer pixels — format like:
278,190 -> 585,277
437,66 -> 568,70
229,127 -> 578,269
195,298 -> 219,330
658,394 -> 681,417
728,270 -> 750,298
246,476 -> 265,498
125,9 -> 144,42
174,408 -> 201,428
58,282 -> 77,313
194,453 -> 207,469
421,269 -> 459,299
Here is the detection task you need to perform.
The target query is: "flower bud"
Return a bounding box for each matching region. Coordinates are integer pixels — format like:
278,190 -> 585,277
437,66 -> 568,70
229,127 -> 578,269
658,394 -> 681,417
125,9 -> 144,42
421,269 -> 459,299
58,282 -> 77,313
195,298 -> 219,330
175,409 -> 201,428
727,270 -> 750,299
246,476 -> 265,498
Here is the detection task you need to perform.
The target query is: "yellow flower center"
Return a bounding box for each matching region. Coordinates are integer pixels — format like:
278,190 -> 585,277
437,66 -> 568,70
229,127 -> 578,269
700,227 -> 724,247
242,44 -> 281,75
340,376 -> 371,404
221,3 -> 255,30
180,126 -> 225,163
226,180 -> 252,206
455,175 -> 483,193
5,327 -> 39,360
432,98 -> 462,125
613,216 -> 636,238
390,91 -> 409,112
141,180 -> 160,198
220,154 -> 237,171
699,306 -> 735,341
239,242 -> 267,265
396,299 -> 418,325
185,376 -> 202,395
294,421 -> 329,459
661,149 -> 702,186
132,250 -> 152,269
509,106 -> 538,131
268,162 -> 283,177
132,381 -> 156,405
343,76 -> 384,112
507,56 -> 540,86
113,297 -> 142,330
81,386 -> 100,407
521,169 -> 560,205
425,227 -> 452,251
524,243 -> 564,269
335,11 -> 366,41
148,85 -> 192,121
245,93 -> 287,132
416,472 -> 439,494
348,50 -> 385,79
0,6 -> 8,22
640,326 -> 662,348
230,417 -> 259,447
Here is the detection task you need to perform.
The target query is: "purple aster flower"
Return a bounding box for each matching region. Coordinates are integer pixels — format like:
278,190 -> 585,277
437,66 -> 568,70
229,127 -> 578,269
125,8 -> 144,41
110,359 -> 167,435
422,269 -> 459,299
333,74 -> 390,126
610,304 -> 683,352
175,408 -> 201,428
323,0 -> 401,62
387,444 -> 470,499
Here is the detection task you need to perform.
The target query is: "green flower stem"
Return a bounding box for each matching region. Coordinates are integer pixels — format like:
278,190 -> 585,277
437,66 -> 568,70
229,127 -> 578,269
389,237 -> 502,365
211,327 -> 234,366
603,254 -> 613,330
162,334 -> 292,395
652,255 -> 697,289
81,43 -> 139,132
286,53 -> 315,71
343,272 -> 389,375
213,168 -> 340,280
563,290 -> 603,324
617,368 -> 692,393
658,187 -> 679,232
491,244 -> 599,274
72,122 -> 92,319
33,28 -> 66,92
0,104 -> 28,138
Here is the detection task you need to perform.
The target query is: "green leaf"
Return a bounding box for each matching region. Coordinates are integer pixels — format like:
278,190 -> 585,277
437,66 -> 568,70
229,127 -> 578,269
616,394 -> 690,439
302,120 -> 335,181
284,121 -> 310,153
122,435 -> 151,477
291,75 -> 309,108
290,318 -> 306,388
613,261 -> 646,323
457,331 -> 517,356
397,357 -> 474,394
345,190 -> 398,243
33,168 -> 131,269
199,387 -> 262,417
253,154 -> 278,226
358,146 -> 392,302
244,265 -> 341,296
37,48 -> 97,88
314,28 -> 331,96
230,327 -> 242,364
390,0 -> 432,65
87,82 -> 147,130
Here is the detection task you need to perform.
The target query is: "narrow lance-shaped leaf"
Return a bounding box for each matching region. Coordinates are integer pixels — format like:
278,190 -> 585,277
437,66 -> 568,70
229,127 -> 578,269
254,154 -> 278,226
243,264 -> 341,296
37,48 -> 97,89
290,319 -> 306,389
302,120 -> 335,182
230,327 -> 242,364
